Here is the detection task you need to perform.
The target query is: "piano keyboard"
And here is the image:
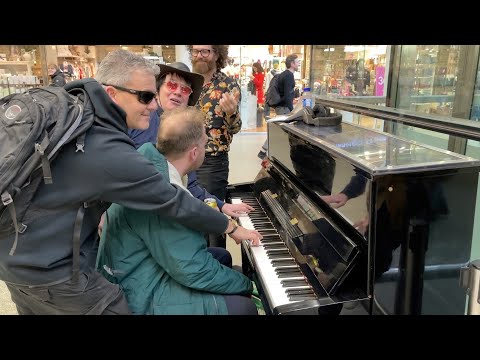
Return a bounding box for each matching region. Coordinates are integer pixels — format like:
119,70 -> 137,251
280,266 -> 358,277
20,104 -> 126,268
232,195 -> 318,314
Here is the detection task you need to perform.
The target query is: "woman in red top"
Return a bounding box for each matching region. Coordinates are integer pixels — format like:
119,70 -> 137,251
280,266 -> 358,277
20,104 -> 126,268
251,62 -> 265,106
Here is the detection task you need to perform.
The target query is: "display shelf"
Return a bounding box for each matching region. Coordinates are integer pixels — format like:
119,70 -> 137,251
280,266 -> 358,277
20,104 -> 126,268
0,61 -> 34,76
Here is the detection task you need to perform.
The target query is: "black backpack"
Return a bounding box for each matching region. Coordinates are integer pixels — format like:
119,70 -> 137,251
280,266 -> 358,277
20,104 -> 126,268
0,86 -> 94,280
265,73 -> 282,107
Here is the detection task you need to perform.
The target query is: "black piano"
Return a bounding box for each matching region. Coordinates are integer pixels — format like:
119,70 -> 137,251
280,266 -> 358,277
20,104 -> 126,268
227,120 -> 480,315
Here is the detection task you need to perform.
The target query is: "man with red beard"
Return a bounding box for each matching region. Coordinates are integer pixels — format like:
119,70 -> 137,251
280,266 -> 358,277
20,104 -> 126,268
187,45 -> 241,248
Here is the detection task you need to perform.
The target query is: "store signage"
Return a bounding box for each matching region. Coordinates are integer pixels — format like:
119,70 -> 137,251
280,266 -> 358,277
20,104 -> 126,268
375,66 -> 385,96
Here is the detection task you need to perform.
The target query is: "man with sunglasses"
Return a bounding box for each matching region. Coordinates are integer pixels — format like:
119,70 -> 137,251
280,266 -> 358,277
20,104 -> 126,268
2,49 -> 256,315
186,45 -> 242,249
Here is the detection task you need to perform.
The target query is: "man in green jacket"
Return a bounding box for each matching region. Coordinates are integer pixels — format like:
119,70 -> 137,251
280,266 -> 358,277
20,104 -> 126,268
97,107 -> 260,315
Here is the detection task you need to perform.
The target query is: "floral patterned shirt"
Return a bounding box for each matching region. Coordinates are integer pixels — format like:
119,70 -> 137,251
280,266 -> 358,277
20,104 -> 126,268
196,70 -> 242,156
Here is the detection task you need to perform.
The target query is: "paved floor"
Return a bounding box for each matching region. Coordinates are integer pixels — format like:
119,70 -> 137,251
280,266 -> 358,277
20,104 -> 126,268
0,281 -> 16,315
0,131 -> 266,315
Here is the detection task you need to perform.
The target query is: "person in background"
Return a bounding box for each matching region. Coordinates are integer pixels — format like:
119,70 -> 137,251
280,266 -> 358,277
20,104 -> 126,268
47,64 -> 66,87
258,54 -> 300,160
97,107 -> 260,315
251,62 -> 265,110
2,49 -> 243,315
263,59 -> 282,119
187,45 -> 242,249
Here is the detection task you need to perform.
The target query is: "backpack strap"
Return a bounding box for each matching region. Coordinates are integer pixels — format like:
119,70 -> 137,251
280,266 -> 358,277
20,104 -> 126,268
1,191 -> 27,256
35,131 -> 52,184
72,202 -> 88,283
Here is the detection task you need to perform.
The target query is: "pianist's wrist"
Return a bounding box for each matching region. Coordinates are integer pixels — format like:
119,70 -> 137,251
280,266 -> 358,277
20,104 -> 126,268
225,219 -> 239,235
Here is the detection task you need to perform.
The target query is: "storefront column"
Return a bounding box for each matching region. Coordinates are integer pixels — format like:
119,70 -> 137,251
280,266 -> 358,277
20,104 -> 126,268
175,45 -> 191,69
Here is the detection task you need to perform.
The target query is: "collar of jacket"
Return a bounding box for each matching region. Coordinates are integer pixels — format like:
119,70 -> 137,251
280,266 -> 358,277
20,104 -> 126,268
137,142 -> 169,176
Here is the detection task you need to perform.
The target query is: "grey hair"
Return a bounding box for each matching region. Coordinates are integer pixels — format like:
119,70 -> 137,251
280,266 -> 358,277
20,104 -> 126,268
95,49 -> 159,86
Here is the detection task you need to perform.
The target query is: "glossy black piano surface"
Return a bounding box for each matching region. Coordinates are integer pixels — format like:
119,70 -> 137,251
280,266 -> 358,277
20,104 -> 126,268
228,120 -> 480,315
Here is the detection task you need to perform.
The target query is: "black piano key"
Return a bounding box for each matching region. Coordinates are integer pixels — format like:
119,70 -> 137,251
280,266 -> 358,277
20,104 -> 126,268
277,272 -> 303,278
268,253 -> 293,260
260,234 -> 280,238
262,244 -> 287,250
266,249 -> 290,256
288,295 -> 318,301
254,226 -> 276,231
275,268 -> 302,276
285,288 -> 314,296
260,239 -> 282,243
281,279 -> 309,287
272,259 -> 297,267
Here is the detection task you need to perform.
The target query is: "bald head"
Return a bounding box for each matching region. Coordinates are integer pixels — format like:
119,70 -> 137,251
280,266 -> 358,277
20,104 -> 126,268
157,106 -> 206,160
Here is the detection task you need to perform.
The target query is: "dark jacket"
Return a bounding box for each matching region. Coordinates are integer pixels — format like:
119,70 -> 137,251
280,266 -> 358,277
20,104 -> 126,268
276,70 -> 295,111
0,78 -> 228,286
97,144 -> 252,314
50,69 -> 66,87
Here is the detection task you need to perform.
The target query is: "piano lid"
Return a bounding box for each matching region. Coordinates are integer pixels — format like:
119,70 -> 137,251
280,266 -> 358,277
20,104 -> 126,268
280,121 -> 480,175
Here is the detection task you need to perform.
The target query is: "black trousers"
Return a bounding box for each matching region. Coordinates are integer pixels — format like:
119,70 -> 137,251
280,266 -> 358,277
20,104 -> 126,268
196,152 -> 229,202
6,270 -> 131,315
197,153 -> 229,248
208,247 -> 257,315
207,247 -> 232,268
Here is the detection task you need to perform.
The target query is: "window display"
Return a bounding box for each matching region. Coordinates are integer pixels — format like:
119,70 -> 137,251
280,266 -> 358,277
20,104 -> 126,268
309,45 -> 388,99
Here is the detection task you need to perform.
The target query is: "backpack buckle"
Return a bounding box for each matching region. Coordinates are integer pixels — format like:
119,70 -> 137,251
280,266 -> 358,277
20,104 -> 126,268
18,223 -> 27,234
1,192 -> 13,206
75,144 -> 85,153
34,142 -> 44,155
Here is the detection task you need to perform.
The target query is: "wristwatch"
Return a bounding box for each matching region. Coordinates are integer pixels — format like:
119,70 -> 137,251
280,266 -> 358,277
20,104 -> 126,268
226,219 -> 239,235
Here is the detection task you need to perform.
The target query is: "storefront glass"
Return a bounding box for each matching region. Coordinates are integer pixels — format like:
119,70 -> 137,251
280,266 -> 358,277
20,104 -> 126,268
309,45 -> 388,101
395,45 -> 460,116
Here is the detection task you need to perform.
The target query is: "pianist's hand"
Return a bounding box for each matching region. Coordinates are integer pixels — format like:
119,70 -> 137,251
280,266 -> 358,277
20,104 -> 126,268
320,193 -> 348,208
353,216 -> 369,235
221,203 -> 254,217
230,226 -> 263,247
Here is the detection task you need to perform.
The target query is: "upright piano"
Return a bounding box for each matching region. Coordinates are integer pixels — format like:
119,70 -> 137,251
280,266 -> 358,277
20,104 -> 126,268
228,119 -> 480,315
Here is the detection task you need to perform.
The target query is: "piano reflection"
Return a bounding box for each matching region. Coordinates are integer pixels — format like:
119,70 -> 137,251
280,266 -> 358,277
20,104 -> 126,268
228,119 -> 480,315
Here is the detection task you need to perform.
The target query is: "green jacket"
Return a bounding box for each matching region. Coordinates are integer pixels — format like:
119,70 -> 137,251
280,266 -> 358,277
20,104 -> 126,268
96,143 -> 252,315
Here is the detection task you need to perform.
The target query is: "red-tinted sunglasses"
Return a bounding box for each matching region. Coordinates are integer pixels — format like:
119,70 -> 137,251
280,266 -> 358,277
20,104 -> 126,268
165,80 -> 193,96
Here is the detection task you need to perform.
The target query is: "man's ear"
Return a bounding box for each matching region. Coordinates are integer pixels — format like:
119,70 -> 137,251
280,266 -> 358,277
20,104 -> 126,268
189,146 -> 198,161
104,86 -> 118,103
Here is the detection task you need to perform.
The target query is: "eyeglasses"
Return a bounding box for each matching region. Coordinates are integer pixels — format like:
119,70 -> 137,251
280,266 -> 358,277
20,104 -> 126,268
102,83 -> 157,105
191,49 -> 212,57
165,80 -> 193,96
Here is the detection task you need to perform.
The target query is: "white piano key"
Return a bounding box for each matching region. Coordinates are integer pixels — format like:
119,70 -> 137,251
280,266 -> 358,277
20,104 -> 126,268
232,197 -> 313,311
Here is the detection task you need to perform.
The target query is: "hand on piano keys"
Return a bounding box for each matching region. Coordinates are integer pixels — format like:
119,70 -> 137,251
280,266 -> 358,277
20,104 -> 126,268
228,225 -> 263,247
220,202 -> 254,217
